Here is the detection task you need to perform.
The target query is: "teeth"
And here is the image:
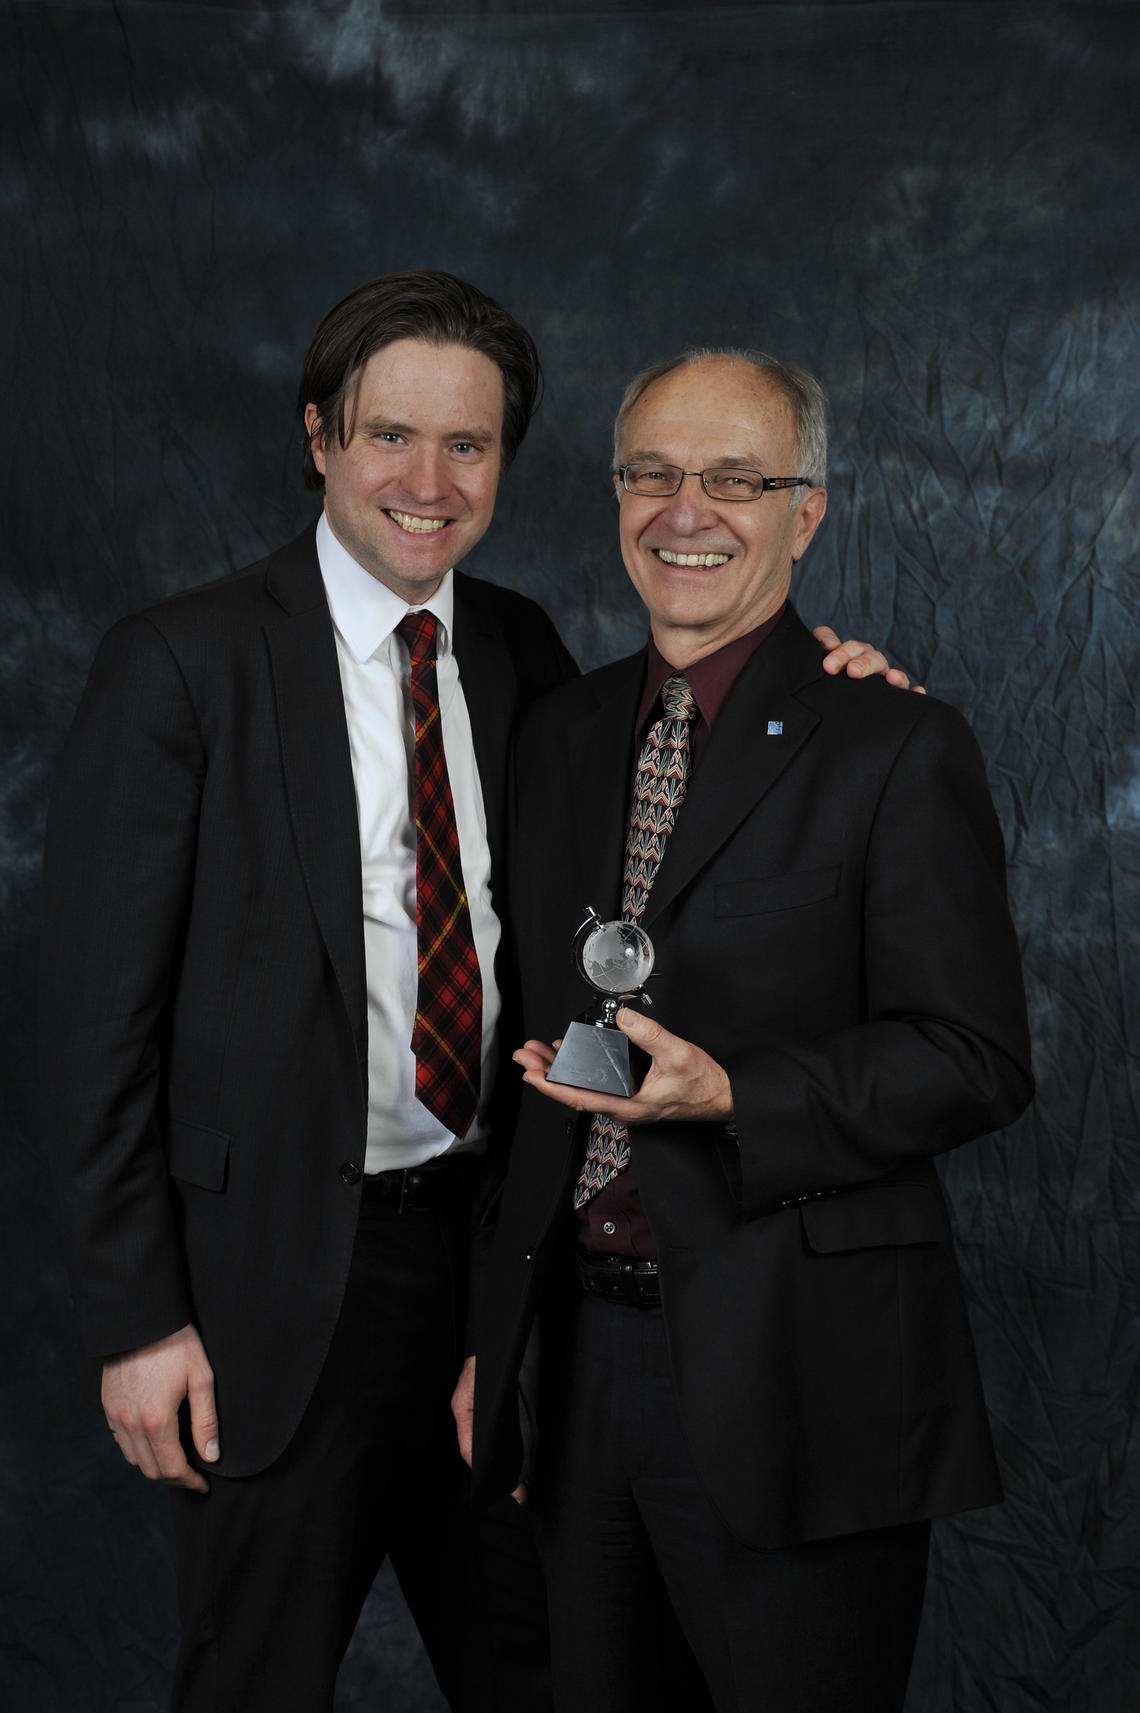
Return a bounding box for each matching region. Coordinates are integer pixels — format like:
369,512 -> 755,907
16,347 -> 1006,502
388,510 -> 448,534
656,549 -> 730,567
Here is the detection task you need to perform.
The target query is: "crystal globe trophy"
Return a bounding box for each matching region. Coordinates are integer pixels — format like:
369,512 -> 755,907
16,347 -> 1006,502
545,906 -> 655,1097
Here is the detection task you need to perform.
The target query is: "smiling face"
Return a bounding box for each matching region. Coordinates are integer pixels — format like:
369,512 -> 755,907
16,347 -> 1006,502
305,337 -> 505,603
614,357 -> 828,665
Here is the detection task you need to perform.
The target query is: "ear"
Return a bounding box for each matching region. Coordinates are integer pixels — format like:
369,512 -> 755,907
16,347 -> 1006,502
791,486 -> 827,561
612,470 -> 624,503
304,403 -> 327,478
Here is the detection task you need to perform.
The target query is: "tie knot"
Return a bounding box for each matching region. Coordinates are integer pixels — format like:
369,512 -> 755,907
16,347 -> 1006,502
398,610 -> 438,666
661,673 -> 695,722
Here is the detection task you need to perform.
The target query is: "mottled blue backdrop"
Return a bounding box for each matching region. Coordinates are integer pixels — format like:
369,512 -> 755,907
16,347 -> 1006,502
2,2 -> 1137,1709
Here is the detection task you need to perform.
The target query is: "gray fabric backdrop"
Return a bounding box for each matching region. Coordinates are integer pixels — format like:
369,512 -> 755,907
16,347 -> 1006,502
2,1 -> 1137,1708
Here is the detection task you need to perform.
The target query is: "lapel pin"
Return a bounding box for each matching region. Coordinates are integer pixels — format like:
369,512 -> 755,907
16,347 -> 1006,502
766,720 -> 783,736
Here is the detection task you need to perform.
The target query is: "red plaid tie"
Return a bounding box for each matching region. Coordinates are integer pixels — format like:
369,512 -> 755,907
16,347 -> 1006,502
399,611 -> 482,1140
575,673 -> 696,1206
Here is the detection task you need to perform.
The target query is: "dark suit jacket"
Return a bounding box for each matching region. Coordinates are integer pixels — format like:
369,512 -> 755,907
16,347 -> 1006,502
471,604 -> 1033,1551
39,522 -> 575,1477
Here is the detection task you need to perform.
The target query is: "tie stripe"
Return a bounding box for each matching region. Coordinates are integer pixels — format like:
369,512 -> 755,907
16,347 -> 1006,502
399,611 -> 483,1140
575,674 -> 696,1207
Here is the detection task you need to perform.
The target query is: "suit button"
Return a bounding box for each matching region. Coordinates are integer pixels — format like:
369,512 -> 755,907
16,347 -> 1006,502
603,1221 -> 616,1236
524,1250 -> 533,1263
339,1162 -> 361,1185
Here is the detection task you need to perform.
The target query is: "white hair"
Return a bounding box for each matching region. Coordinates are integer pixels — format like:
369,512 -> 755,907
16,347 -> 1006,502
613,346 -> 828,506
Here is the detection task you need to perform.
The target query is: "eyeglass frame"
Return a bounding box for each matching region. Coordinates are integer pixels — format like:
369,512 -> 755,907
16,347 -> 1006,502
616,462 -> 814,501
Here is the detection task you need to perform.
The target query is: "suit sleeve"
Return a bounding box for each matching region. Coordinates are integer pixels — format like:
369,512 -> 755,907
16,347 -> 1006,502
726,700 -> 1034,1214
464,604 -> 578,1351
39,615 -> 204,1357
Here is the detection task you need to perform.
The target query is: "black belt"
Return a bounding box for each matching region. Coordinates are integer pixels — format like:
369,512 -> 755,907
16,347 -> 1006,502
362,1155 -> 474,1214
573,1247 -> 661,1308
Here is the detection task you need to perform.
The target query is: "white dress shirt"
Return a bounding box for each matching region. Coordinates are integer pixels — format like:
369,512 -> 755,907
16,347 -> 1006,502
316,512 -> 501,1171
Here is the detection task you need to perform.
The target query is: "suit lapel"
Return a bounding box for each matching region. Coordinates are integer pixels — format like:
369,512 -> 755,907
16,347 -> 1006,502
643,608 -> 824,929
262,527 -> 368,1086
560,655 -> 645,918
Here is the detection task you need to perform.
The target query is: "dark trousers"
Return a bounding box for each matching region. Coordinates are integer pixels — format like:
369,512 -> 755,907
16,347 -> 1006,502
536,1285 -> 930,1713
169,1185 -> 551,1713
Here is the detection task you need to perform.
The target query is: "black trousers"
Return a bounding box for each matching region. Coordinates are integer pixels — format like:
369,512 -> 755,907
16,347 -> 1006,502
536,1284 -> 930,1713
169,1185 -> 551,1713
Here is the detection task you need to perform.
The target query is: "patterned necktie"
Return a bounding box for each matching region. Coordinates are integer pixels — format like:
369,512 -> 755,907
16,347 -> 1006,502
398,611 -> 483,1140
574,672 -> 696,1207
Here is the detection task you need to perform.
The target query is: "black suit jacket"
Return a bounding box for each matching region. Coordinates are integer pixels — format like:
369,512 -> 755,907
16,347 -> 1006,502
39,523 -> 575,1477
471,604 -> 1033,1550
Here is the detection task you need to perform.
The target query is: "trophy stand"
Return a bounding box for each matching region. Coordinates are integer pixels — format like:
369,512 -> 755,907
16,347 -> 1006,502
545,906 -> 655,1098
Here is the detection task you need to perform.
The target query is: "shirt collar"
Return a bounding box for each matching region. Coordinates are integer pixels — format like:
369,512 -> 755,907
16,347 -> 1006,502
316,510 -> 455,663
637,603 -> 787,736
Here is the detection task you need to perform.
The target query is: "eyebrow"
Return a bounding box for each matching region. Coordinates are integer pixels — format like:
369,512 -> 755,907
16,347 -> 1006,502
356,415 -> 497,447
623,447 -> 768,468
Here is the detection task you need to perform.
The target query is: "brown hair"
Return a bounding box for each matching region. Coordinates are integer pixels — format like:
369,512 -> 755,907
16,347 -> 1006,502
297,271 -> 542,491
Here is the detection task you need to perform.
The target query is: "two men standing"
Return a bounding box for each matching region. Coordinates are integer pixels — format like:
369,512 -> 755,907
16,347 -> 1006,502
41,270 -> 1027,1712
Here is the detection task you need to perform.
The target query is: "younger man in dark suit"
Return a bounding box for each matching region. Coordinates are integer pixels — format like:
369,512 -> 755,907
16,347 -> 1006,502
40,272 -> 574,1712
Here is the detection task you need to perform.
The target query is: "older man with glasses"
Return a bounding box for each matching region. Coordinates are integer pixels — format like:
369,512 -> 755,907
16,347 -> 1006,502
464,346 -> 1033,1713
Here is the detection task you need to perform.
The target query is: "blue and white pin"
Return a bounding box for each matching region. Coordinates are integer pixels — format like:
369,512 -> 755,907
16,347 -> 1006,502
766,719 -> 784,736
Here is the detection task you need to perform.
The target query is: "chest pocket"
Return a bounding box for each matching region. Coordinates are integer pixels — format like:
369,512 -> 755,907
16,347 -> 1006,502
715,864 -> 841,917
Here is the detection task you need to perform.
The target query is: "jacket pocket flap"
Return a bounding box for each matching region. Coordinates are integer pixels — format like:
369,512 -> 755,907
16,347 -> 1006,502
800,1184 -> 945,1253
165,1118 -> 230,1192
715,864 -> 841,917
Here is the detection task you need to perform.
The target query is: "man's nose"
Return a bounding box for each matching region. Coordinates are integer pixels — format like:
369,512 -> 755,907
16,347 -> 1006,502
400,444 -> 449,502
660,471 -> 719,533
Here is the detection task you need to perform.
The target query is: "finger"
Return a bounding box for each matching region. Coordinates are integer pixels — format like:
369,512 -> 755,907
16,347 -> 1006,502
520,1066 -> 636,1120
148,1412 -> 208,1491
614,1007 -> 667,1048
511,1483 -> 529,1505
512,1041 -> 557,1073
885,666 -> 911,690
520,1068 -> 594,1110
450,1358 -> 475,1465
114,1416 -> 163,1482
812,624 -> 840,649
163,1457 -> 210,1493
188,1370 -> 220,1466
188,1368 -> 221,1465
452,1396 -> 473,1466
818,634 -> 870,674
845,647 -> 889,679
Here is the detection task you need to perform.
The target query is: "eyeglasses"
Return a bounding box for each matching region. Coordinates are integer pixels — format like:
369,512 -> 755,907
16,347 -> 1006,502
618,461 -> 811,502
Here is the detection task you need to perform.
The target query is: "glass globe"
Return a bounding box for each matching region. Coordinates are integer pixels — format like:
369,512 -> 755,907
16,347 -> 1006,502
578,919 -> 654,995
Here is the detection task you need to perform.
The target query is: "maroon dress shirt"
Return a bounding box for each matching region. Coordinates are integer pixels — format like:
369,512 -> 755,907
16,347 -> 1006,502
575,605 -> 788,1259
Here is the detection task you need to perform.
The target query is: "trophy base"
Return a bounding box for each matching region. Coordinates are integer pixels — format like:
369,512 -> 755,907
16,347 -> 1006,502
546,1020 -> 633,1098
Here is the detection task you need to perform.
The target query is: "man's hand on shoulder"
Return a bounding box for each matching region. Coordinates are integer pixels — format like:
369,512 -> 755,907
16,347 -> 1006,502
813,625 -> 926,693
102,1323 -> 219,1494
514,1008 -> 733,1126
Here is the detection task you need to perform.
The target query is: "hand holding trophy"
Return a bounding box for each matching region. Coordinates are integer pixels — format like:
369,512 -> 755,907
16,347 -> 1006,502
545,906 -> 655,1098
